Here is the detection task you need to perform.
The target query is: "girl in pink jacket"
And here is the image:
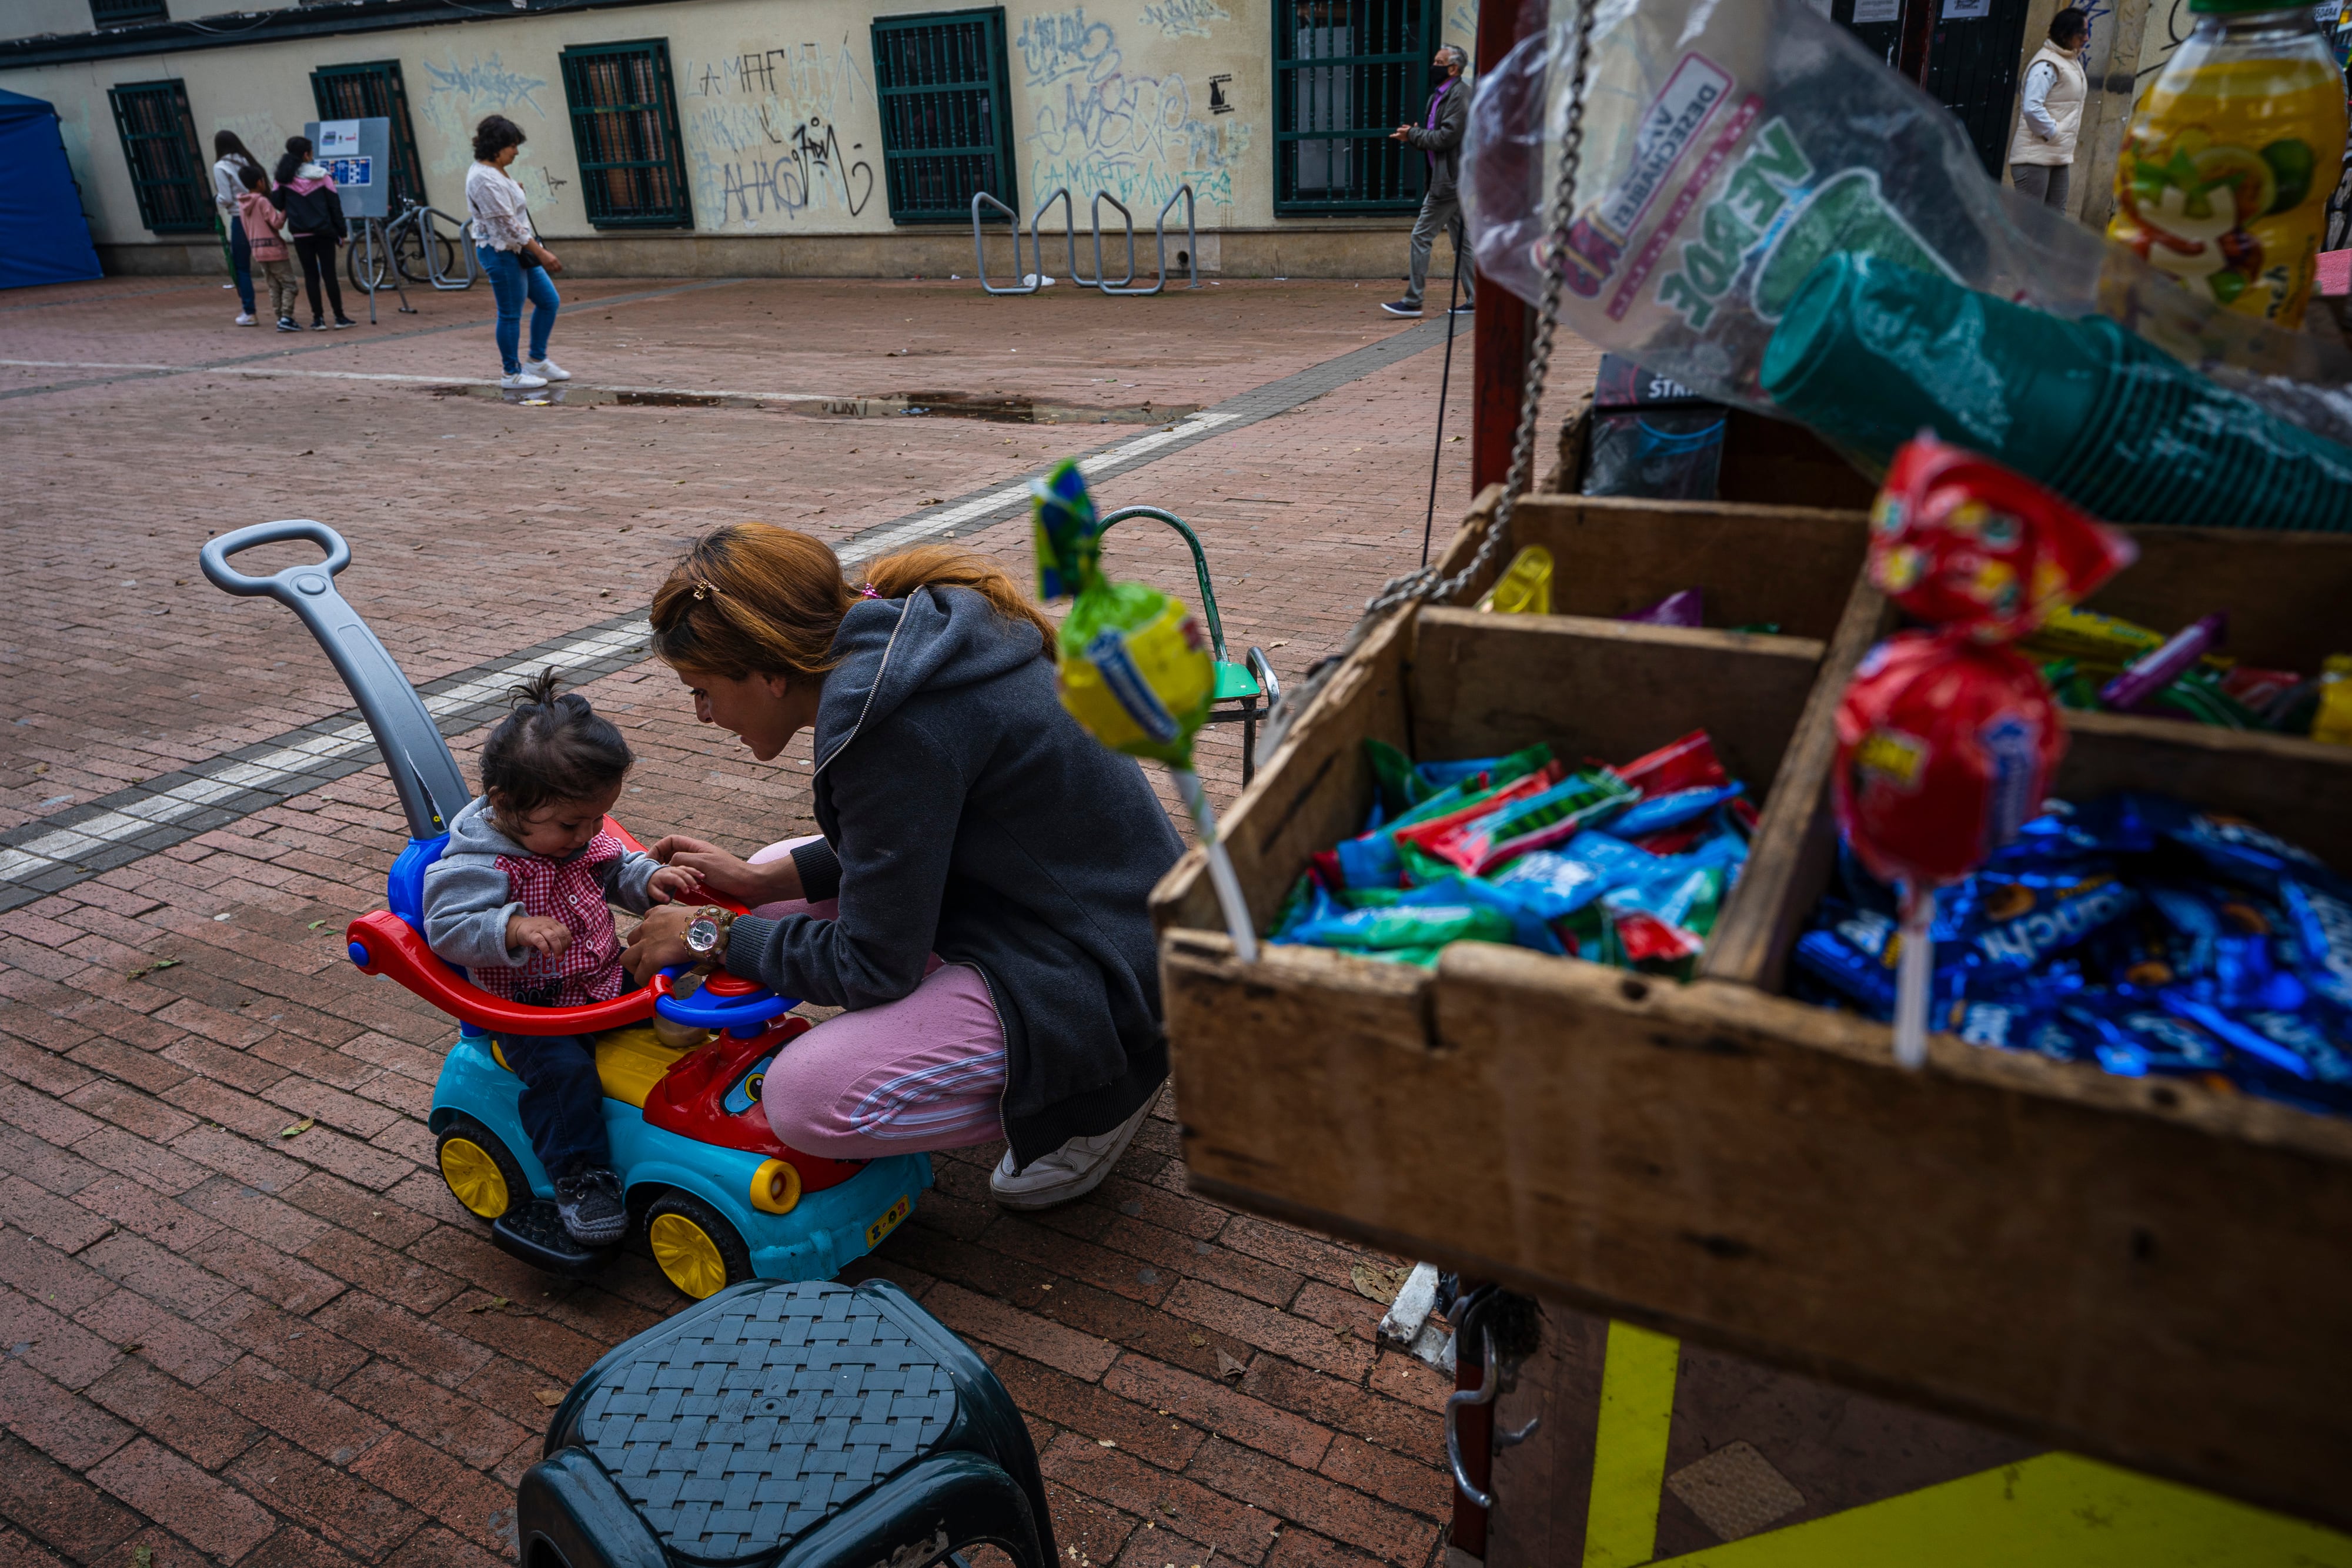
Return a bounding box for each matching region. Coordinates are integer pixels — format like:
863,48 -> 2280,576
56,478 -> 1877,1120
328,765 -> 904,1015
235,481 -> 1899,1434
234,165 -> 300,332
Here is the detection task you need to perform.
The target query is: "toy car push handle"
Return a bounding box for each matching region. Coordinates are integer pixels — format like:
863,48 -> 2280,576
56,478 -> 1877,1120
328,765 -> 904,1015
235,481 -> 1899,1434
200,520 -> 472,842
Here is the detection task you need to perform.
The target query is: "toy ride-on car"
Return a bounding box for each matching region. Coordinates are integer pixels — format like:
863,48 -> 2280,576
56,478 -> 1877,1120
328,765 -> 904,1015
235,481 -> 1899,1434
201,520 -> 931,1299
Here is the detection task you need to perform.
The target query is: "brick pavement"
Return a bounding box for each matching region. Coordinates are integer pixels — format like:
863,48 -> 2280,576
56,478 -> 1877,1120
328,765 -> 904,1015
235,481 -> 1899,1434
0,275 -> 1599,1567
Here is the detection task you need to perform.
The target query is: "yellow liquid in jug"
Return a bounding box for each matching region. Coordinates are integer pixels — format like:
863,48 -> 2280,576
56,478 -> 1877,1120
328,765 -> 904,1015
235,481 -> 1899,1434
2109,54 -> 2347,327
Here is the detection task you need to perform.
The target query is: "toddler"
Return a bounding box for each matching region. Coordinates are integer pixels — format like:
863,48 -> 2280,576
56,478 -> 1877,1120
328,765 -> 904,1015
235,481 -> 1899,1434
235,163 -> 299,332
423,671 -> 698,1245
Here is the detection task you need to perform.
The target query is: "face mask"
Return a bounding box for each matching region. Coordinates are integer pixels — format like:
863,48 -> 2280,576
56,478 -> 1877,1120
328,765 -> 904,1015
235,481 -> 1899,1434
1432,63 -> 1453,83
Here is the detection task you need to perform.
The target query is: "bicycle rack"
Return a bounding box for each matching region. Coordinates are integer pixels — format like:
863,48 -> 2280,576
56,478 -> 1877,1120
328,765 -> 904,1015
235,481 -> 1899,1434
976,184 -> 1205,298
349,216 -> 416,324
1087,192 -> 1140,291
1030,188 -> 1092,287
971,192 -> 1038,295
421,210 -> 480,292
1103,185 -> 1202,296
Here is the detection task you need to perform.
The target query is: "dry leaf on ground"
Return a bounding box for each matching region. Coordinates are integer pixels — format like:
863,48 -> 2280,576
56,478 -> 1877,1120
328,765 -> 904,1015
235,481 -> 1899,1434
1349,1262 -> 1410,1305
278,1117 -> 315,1139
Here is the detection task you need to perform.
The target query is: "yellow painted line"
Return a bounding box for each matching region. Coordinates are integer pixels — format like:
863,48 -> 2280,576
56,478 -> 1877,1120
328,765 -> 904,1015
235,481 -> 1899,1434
1648,1451 -> 2352,1567
1582,1322 -> 1682,1568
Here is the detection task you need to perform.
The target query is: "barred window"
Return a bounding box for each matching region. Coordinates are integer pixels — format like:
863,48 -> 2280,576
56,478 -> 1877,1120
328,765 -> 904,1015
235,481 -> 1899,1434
311,61 -> 429,206
89,0 -> 168,26
870,8 -> 1017,226
558,39 -> 694,229
108,79 -> 212,233
1275,0 -> 1442,213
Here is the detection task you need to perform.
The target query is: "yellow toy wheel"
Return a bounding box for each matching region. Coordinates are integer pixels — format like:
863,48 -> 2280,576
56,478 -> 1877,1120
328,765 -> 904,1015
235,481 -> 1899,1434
645,1193 -> 753,1299
435,1114 -> 526,1221
749,1158 -> 801,1215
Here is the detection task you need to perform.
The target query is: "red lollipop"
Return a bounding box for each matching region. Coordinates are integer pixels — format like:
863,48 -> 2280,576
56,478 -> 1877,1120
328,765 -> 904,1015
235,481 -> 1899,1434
1869,437 -> 2136,644
1833,631 -> 2066,890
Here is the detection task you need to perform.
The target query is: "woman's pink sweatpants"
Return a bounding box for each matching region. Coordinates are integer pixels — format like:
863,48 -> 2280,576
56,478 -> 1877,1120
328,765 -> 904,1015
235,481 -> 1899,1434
744,838 -> 1008,1159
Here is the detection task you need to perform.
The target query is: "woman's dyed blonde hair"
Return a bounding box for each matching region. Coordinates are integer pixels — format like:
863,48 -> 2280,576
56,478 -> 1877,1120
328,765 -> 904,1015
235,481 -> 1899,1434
649,523 -> 1054,679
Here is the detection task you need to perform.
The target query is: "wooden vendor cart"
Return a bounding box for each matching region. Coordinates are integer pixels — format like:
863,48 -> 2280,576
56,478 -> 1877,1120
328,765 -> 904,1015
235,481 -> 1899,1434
1148,412 -> 2352,1559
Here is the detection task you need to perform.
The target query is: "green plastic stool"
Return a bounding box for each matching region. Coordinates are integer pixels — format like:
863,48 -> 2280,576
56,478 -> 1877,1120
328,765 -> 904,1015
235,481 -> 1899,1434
1098,506 -> 1282,784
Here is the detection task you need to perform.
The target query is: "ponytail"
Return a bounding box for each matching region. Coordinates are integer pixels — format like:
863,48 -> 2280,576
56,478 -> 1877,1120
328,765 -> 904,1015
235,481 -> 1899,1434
650,523 -> 1054,680
273,136 -> 312,186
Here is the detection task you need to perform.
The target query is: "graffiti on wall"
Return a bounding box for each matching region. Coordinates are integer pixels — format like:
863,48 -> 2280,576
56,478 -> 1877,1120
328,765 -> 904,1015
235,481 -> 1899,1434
214,111 -> 280,163
418,52 -> 561,203
681,38 -> 876,226
1139,0 -> 1230,39
1024,8 -> 1247,213
1018,9 -> 1123,88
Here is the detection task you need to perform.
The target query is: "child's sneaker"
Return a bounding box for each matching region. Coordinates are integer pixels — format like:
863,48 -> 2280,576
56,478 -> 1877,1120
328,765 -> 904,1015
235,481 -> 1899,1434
234,313 -> 256,326
276,317 -> 300,332
554,1166 -> 627,1246
309,318 -> 329,331
332,316 -> 358,329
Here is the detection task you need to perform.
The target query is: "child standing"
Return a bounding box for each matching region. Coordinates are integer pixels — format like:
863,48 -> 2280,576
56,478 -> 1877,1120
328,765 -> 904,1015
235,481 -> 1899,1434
235,165 -> 299,333
422,671 -> 699,1245
272,136 -> 355,330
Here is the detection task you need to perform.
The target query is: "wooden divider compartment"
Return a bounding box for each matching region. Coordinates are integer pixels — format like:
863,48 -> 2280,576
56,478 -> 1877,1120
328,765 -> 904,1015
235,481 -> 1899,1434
1152,497 -> 2352,1527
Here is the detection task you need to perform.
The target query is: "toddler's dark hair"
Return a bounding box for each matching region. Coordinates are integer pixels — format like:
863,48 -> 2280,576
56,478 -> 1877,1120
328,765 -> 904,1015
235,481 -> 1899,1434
479,669 -> 633,816
239,162 -> 268,192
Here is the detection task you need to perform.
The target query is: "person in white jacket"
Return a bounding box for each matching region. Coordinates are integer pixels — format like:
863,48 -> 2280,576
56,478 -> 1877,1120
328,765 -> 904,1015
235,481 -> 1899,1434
211,131 -> 262,323
2009,8 -> 2092,212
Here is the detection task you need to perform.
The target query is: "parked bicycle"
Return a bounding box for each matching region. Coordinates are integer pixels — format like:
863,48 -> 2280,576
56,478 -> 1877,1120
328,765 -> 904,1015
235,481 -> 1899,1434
347,195 -> 479,293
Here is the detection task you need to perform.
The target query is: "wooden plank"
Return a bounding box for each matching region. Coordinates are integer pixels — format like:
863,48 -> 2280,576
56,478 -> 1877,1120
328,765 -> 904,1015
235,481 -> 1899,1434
2091,522 -> 2352,675
1162,928 -> 2352,1528
2056,710 -> 2352,870
1702,574 -> 1892,991
1150,601 -> 1415,938
1431,493 -> 1870,641
1408,610 -> 1825,793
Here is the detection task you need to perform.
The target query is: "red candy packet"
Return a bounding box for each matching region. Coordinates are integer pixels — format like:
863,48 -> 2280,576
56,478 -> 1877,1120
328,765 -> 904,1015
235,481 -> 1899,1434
1613,909 -> 1705,963
1869,437 -> 2136,645
1612,730 -> 1728,798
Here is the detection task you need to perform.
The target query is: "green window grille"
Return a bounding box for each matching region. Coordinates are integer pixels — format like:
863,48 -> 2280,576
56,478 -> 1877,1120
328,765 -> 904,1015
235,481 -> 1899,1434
311,61 -> 428,207
90,0 -> 169,26
108,79 -> 212,233
1274,0 -> 1444,214
558,39 -> 693,229
870,8 -> 1017,226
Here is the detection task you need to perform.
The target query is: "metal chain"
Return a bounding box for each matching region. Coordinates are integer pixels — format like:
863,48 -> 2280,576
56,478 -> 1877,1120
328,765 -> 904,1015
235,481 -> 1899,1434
1262,0 -> 1599,755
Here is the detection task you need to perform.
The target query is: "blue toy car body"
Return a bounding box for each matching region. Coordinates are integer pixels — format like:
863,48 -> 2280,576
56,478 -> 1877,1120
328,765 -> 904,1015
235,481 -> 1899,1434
200,518 -> 931,1300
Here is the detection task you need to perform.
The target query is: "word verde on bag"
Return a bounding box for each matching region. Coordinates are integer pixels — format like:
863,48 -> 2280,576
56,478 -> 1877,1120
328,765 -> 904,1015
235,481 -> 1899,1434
1655,116 -> 1958,333
1655,118 -> 1813,330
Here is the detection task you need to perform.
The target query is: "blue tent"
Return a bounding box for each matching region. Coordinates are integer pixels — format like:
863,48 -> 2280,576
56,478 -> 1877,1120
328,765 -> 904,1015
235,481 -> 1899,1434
0,88 -> 104,290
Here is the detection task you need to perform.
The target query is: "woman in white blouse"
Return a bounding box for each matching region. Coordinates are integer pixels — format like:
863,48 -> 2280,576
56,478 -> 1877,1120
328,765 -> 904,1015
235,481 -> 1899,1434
466,115 -> 568,392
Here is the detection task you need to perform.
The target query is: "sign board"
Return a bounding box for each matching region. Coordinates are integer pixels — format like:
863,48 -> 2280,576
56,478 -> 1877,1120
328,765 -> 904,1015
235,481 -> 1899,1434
302,117 -> 390,219
1852,0 -> 1901,21
1940,0 -> 1992,16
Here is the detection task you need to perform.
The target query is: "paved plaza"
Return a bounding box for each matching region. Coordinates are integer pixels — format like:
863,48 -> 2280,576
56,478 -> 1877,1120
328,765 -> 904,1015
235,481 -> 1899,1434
0,273 -> 1595,1568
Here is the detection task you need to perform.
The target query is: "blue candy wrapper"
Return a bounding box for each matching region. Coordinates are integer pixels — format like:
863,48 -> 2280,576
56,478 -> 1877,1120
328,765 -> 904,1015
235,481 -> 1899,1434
2060,992 -> 2227,1076
1602,783 -> 1745,840
2280,879 -> 2352,1011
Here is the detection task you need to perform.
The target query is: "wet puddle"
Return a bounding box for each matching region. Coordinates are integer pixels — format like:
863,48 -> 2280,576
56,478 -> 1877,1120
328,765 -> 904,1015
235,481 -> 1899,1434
433,383 -> 1196,424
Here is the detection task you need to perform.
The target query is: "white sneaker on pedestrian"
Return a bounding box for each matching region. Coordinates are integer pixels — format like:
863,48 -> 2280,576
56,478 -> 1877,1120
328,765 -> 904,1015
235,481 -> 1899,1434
526,357 -> 571,382
988,1095 -> 1156,1210
233,313 -> 256,326
501,370 -> 549,390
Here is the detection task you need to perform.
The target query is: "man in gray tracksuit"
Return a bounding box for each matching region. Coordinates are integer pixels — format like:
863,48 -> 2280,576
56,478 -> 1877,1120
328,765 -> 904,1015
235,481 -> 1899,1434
1384,44 -> 1472,319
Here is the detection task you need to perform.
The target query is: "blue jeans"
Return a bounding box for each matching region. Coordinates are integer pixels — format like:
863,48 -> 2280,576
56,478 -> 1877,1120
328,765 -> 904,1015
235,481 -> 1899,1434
480,245 -> 559,374
229,216 -> 254,315
493,1029 -> 609,1179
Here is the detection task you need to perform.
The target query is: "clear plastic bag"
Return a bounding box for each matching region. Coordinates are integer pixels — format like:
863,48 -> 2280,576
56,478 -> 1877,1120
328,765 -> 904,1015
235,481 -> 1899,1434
1462,0 -> 2352,446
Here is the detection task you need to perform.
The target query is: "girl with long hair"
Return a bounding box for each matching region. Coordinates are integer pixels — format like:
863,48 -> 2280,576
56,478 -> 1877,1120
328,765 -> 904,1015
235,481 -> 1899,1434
211,129 -> 260,323
271,135 -> 354,330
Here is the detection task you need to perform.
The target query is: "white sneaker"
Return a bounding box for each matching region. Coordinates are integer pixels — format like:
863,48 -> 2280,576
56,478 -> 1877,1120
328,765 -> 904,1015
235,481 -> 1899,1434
989,1095 -> 1156,1210
233,313 -> 256,326
501,370 -> 549,390
526,357 -> 571,382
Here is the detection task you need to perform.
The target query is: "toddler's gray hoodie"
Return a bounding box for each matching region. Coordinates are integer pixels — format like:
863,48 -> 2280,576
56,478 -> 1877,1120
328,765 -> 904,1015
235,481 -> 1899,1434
421,795 -> 666,971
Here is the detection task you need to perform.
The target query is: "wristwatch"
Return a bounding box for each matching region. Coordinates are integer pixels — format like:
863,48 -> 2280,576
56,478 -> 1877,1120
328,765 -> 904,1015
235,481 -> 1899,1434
683,905 -> 733,967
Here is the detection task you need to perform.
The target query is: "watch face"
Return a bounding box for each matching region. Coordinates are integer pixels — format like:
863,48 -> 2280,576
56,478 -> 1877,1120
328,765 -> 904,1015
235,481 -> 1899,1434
686,918 -> 720,954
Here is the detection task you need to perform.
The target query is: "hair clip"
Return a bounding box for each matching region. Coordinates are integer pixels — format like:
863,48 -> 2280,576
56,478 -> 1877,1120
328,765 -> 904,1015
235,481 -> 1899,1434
858,583 -> 882,599
691,579 -> 717,600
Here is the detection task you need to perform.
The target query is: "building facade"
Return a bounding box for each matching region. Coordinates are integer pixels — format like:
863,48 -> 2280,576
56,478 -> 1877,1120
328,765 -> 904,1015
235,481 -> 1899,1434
0,0 -> 1476,278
